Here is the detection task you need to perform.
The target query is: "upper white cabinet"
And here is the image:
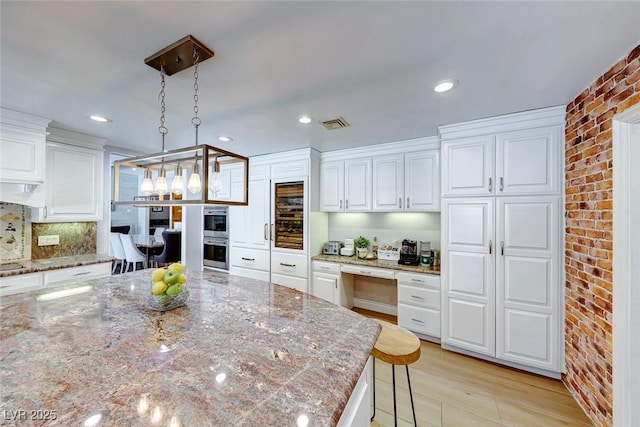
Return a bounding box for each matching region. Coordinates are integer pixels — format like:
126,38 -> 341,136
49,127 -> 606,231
320,137 -> 440,212
372,151 -> 440,212
32,127 -> 105,222
320,158 -> 371,212
440,107 -> 564,198
0,109 -> 50,185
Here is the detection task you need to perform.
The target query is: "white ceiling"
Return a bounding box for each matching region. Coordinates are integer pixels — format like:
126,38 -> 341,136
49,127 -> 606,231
1,1 -> 639,157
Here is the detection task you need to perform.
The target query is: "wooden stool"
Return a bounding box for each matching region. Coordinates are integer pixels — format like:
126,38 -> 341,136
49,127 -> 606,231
370,319 -> 421,427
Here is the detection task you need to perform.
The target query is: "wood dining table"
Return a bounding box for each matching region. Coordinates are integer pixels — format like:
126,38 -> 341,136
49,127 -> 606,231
131,234 -> 164,266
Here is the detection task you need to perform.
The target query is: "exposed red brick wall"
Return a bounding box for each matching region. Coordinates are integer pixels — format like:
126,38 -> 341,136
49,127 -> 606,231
564,44 -> 640,427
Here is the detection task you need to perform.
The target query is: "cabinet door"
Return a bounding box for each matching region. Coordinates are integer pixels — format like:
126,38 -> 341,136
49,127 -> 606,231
405,150 -> 440,211
496,196 -> 560,371
231,179 -> 270,249
442,136 -> 494,196
496,126 -> 561,195
373,154 -> 404,211
36,143 -> 103,222
320,161 -> 344,212
311,272 -> 337,304
441,198 -> 495,356
344,158 -> 372,211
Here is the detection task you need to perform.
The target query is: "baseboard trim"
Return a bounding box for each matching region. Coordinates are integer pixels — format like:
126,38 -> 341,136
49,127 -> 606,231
353,298 -> 397,316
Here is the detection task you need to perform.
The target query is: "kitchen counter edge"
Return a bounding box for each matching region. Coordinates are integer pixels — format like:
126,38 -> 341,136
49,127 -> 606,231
0,254 -> 114,278
311,254 -> 440,275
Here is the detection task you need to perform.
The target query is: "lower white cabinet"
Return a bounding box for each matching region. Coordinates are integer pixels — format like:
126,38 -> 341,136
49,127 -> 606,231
0,272 -> 44,297
44,262 -> 111,287
311,261 -> 352,308
397,272 -> 441,339
337,357 -> 372,427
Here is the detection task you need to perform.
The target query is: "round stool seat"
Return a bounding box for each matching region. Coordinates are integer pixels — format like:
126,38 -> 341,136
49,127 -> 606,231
371,319 -> 421,365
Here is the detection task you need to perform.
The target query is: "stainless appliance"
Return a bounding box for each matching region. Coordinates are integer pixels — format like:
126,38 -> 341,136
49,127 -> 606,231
399,239 -> 419,266
203,236 -> 228,269
204,207 -> 228,237
323,241 -> 342,255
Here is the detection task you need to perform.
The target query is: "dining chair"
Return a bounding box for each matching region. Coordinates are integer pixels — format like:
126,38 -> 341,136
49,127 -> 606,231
120,233 -> 148,272
111,225 -> 131,234
109,232 -> 127,274
152,230 -> 182,267
153,227 -> 166,243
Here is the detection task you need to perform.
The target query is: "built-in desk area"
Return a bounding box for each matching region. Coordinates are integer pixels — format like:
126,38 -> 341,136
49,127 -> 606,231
310,254 -> 441,341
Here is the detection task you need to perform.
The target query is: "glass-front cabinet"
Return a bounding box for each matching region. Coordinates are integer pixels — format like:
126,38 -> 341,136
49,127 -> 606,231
273,181 -> 304,250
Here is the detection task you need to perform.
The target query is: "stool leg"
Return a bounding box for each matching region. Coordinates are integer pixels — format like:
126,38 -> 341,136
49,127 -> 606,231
370,358 -> 376,421
406,365 -> 417,427
392,364 -> 398,427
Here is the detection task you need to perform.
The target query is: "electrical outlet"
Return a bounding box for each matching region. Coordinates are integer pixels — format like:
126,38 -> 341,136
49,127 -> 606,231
38,235 -> 60,246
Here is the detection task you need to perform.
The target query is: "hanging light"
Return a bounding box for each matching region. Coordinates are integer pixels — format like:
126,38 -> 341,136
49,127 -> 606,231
112,35 -> 249,207
171,164 -> 184,195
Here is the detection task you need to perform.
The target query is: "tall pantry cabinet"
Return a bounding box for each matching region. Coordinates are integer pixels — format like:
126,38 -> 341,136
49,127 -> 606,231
229,149 -> 320,292
439,106 -> 565,377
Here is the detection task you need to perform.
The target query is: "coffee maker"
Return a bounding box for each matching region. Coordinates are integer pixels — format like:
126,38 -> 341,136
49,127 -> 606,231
398,239 -> 419,265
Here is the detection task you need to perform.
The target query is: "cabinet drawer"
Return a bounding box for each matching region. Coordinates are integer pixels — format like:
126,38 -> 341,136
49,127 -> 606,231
341,264 -> 394,280
398,284 -> 440,310
396,272 -> 440,289
312,260 -> 341,274
398,303 -> 440,338
230,248 -> 270,272
271,273 -> 308,293
271,252 -> 308,278
0,272 -> 44,297
44,263 -> 110,286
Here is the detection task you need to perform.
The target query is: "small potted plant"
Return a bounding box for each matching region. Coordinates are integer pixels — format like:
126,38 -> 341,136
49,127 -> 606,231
354,235 -> 370,258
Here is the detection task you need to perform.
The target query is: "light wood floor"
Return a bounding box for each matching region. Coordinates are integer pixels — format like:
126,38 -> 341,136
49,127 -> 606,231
353,308 -> 593,427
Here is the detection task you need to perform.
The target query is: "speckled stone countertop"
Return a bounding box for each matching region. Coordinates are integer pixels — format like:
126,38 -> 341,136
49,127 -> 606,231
0,254 -> 114,278
311,254 -> 441,275
0,269 -> 381,426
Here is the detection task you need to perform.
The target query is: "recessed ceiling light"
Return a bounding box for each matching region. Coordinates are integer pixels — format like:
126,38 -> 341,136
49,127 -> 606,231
298,115 -> 313,124
218,136 -> 233,142
89,114 -> 112,123
434,79 -> 457,93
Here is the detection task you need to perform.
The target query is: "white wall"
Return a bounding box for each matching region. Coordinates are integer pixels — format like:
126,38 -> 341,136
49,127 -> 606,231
327,212 -> 441,250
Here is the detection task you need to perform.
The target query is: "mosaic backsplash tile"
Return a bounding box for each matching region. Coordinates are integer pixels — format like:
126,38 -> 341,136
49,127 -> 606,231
31,222 -> 96,259
0,203 -> 31,262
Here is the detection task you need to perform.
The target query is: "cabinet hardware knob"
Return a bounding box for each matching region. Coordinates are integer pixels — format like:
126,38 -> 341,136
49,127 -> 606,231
271,224 -> 274,241
241,257 -> 255,261
264,223 -> 269,241
280,262 -> 296,267
320,266 -> 330,270
360,271 -> 369,275
411,279 -> 423,283
489,240 -> 492,255
44,206 -> 48,218
339,200 -> 342,209
411,295 -> 425,300
399,197 -> 402,208
500,176 -> 504,191
407,197 -> 410,208
501,241 -> 504,256
411,318 -> 425,324
346,199 -> 349,209
488,177 -> 492,192
73,271 -> 91,276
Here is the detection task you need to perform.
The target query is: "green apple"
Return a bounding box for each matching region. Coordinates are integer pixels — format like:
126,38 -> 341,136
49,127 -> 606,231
166,283 -> 184,296
163,269 -> 180,285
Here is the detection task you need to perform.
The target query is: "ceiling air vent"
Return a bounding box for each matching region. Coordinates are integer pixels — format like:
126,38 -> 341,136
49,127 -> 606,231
320,117 -> 350,130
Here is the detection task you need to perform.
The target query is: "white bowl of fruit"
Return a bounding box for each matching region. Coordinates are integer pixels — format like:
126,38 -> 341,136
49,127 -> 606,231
148,263 -> 189,311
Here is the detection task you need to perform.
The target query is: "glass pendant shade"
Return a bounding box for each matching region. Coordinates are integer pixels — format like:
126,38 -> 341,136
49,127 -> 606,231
187,162 -> 202,194
171,165 -> 184,195
209,159 -> 223,196
155,167 -> 168,196
141,169 -> 154,195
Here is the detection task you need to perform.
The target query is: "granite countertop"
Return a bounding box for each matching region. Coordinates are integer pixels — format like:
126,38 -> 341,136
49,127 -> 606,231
311,254 -> 441,275
0,269 -> 381,426
0,254 -> 114,278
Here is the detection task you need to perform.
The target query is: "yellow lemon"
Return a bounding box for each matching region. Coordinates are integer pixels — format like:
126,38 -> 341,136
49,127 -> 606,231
151,268 -> 167,283
167,263 -> 184,273
151,280 -> 168,295
177,273 -> 187,284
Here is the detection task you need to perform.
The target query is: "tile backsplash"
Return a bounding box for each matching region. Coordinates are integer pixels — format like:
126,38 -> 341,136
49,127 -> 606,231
31,222 -> 97,259
0,202 -> 31,263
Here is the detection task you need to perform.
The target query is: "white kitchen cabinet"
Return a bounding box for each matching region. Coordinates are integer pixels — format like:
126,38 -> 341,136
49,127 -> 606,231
32,128 -> 105,222
397,272 -> 441,339
311,260 -> 352,307
442,126 -> 561,197
372,150 -> 440,212
337,357 -> 372,427
0,272 -> 44,297
441,196 -> 562,373
320,158 -> 371,212
43,262 -> 111,287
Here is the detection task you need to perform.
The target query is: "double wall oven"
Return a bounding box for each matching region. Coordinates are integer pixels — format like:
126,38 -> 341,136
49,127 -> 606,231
203,207 -> 229,270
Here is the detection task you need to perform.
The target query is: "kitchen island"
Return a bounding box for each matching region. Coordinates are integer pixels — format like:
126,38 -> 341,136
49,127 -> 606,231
0,269 -> 380,426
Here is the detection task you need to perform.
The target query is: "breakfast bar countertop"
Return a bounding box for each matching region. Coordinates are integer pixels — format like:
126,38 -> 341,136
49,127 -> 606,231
0,254 -> 114,278
0,269 -> 380,426
311,254 -> 441,275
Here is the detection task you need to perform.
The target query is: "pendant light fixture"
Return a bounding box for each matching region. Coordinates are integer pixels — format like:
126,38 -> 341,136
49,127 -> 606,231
112,35 -> 249,207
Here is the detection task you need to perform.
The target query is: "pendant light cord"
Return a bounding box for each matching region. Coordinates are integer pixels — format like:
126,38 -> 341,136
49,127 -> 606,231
192,49 -> 201,144
159,66 -> 168,151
